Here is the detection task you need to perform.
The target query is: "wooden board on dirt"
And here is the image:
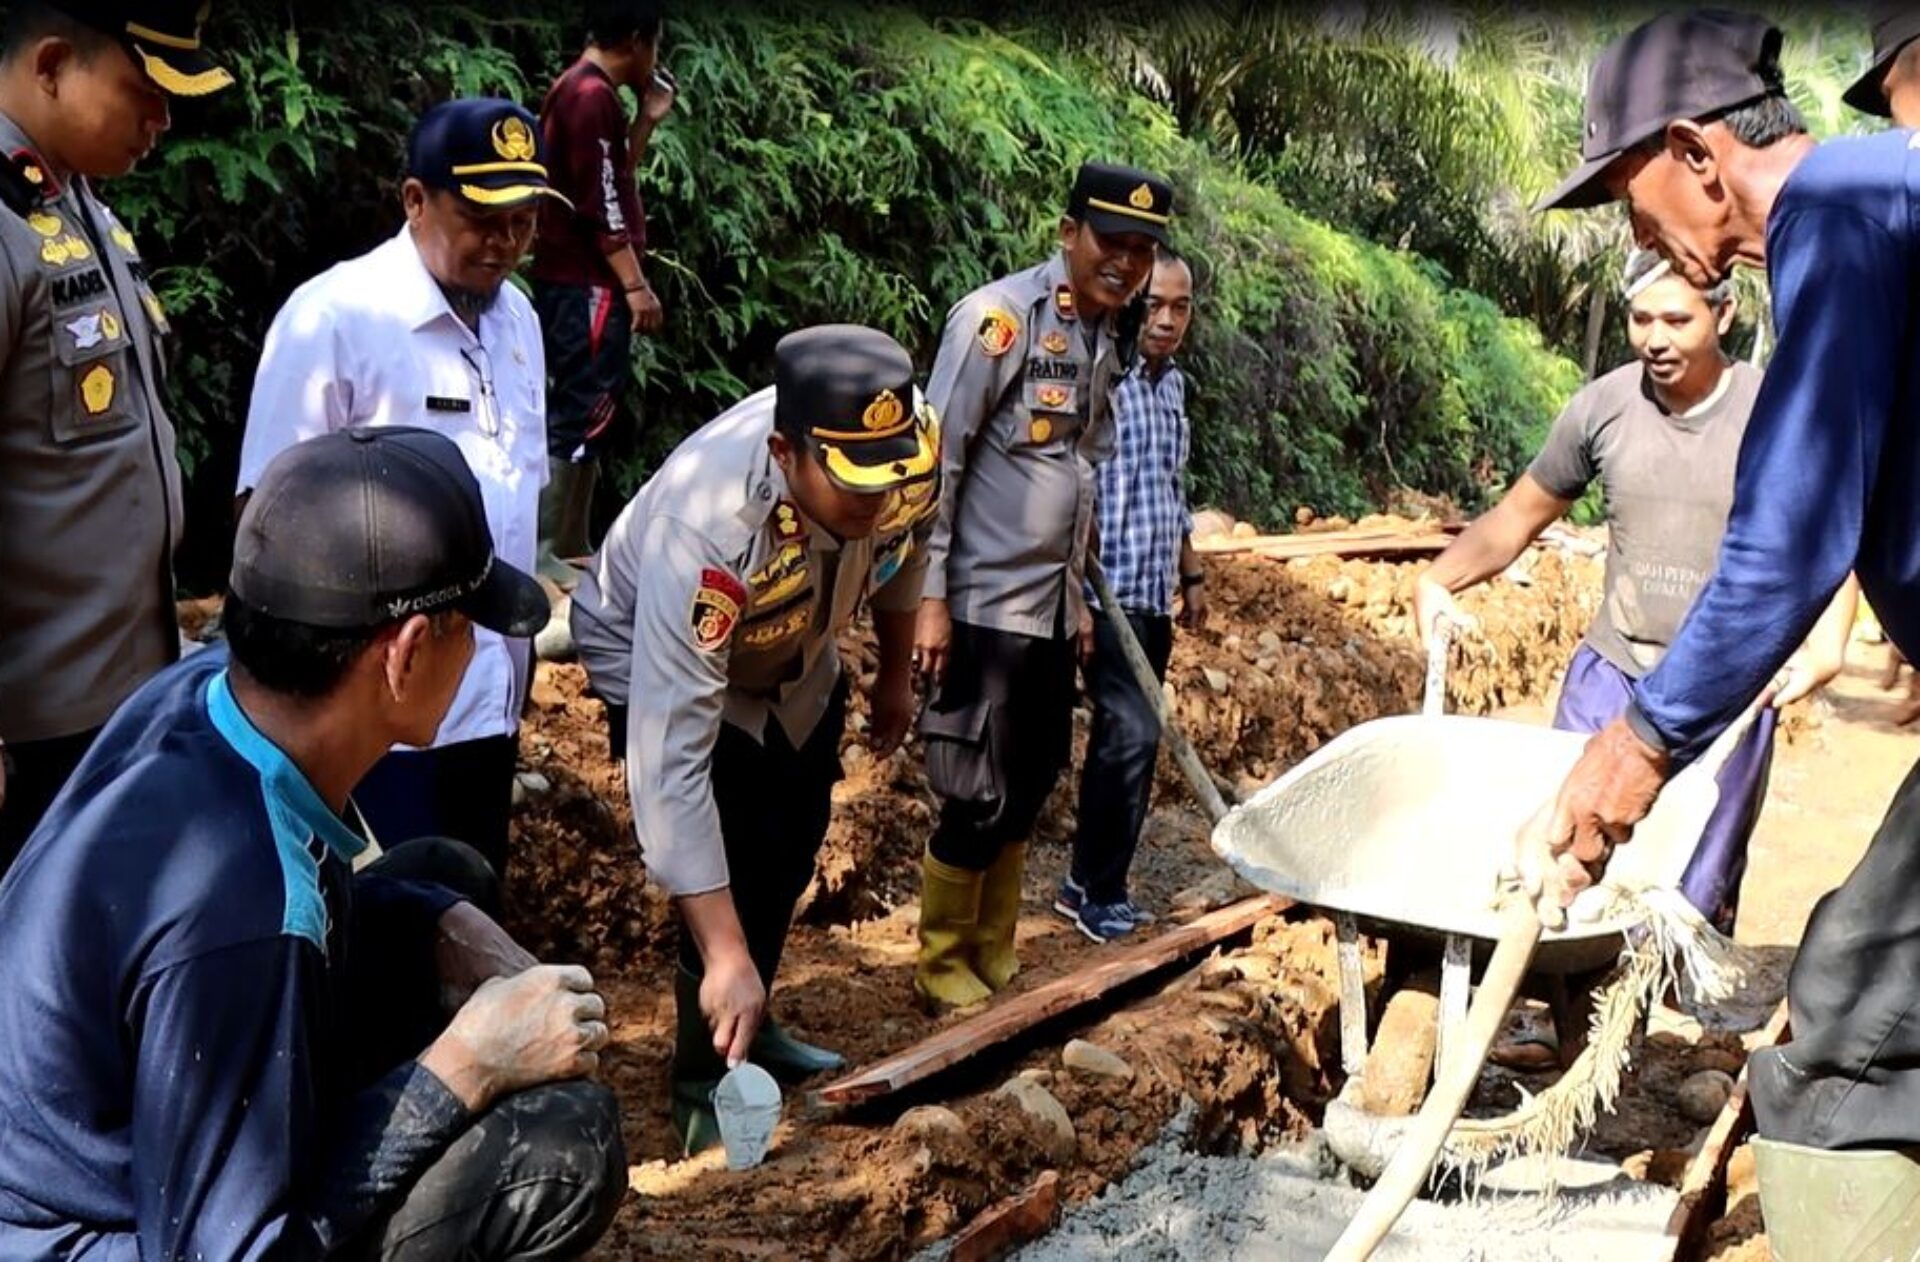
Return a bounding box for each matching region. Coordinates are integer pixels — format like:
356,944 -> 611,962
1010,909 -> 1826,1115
812,894 -> 1291,1107
949,1170 -> 1061,1262
1663,1001 -> 1791,1259
1194,527 -> 1461,561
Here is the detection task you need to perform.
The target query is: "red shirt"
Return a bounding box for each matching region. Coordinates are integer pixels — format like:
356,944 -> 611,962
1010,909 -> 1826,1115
530,58 -> 646,288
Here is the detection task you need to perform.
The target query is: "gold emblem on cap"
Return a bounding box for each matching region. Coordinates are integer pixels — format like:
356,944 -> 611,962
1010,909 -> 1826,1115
862,389 -> 905,432
492,117 -> 538,162
1128,182 -> 1155,210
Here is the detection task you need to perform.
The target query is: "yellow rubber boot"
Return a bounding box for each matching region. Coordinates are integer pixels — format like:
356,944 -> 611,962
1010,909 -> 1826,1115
972,843 -> 1026,991
914,853 -> 994,1009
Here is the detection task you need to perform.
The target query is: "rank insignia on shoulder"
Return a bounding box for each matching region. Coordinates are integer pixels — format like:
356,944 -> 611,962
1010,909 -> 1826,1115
111,225 -> 137,253
690,567 -> 747,651
773,500 -> 804,540
1054,285 -> 1076,322
26,212 -> 60,238
79,363 -> 115,416
977,308 -> 1020,358
1041,330 -> 1070,356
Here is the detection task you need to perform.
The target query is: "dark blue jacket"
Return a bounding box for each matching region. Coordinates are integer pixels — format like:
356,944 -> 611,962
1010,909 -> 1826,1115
0,649 -> 467,1259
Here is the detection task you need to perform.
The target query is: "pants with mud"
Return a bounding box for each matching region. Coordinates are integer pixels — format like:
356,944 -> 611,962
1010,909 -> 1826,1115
1751,753 -> 1920,1149
344,839 -> 628,1259
923,620 -> 1076,871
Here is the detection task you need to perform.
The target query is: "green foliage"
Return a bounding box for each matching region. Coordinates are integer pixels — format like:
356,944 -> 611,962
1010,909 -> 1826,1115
108,2 -> 1579,589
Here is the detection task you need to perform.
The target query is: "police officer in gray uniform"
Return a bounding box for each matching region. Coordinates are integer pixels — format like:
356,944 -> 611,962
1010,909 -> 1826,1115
0,0 -> 231,871
911,161 -> 1173,1009
570,324 -> 939,1154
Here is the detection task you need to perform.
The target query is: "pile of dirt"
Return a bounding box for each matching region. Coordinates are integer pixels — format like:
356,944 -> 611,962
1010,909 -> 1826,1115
1167,546 -> 1600,797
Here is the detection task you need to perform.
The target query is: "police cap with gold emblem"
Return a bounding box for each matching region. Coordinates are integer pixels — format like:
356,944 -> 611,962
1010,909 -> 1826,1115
774,324 -> 940,495
47,0 -> 234,96
1066,161 -> 1174,245
407,98 -> 572,211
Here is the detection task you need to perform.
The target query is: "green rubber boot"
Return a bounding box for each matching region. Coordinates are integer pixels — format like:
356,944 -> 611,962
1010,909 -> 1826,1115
670,966 -> 725,1157
915,852 -> 994,1010
751,1017 -> 845,1082
972,842 -> 1026,991
536,457 -> 597,589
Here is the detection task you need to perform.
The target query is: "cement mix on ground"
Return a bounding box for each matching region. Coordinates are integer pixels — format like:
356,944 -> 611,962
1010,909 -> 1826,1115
1007,1118 -> 1680,1262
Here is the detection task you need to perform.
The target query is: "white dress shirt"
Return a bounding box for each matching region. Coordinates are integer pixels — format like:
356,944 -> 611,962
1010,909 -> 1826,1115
237,226 -> 548,746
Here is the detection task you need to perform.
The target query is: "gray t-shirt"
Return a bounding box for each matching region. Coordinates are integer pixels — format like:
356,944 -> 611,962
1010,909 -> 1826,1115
1529,359 -> 1764,677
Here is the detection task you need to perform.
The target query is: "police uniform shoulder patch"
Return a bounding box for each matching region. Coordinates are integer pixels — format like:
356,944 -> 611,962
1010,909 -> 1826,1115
25,212 -> 60,238
977,307 -> 1020,358
79,363 -> 115,416
689,567 -> 747,651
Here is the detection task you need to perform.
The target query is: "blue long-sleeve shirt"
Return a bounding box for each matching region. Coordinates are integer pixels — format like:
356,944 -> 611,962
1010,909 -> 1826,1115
0,648 -> 468,1260
1629,130 -> 1920,761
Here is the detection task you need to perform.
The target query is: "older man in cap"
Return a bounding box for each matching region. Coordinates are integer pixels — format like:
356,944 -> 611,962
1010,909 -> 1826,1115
0,427 -> 623,1258
239,98 -> 569,883
1530,7 -> 1920,1168
911,160 -> 1173,1008
0,0 -> 231,872
571,324 -> 938,1154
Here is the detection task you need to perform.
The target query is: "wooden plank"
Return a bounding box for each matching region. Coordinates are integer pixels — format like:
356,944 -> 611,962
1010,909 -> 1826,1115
812,894 -> 1291,1106
948,1170 -> 1061,1262
1663,1001 -> 1792,1260
1194,529 -> 1460,561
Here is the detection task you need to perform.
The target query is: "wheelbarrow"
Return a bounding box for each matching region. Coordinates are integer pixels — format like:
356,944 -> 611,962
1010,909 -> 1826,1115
1085,562 -> 1757,1260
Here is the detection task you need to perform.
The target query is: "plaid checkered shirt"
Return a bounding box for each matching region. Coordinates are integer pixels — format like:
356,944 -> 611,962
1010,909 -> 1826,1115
1093,359 -> 1193,616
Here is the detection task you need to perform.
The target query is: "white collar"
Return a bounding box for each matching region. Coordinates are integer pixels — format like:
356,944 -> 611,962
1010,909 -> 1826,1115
386,225 -> 481,339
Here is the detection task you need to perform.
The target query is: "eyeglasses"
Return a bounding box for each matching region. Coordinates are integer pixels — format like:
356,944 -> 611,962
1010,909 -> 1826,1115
459,345 -> 501,439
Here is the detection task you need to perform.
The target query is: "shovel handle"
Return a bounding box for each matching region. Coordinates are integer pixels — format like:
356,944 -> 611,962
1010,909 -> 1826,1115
1086,559 -> 1234,825
1325,898 -> 1543,1262
1422,618 -> 1454,717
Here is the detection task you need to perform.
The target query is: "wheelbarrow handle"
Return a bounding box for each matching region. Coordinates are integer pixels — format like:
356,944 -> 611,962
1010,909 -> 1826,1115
1085,558 -> 1234,826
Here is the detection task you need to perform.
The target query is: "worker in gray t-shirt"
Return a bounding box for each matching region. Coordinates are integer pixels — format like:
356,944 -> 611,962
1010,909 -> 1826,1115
1416,250 -> 1855,942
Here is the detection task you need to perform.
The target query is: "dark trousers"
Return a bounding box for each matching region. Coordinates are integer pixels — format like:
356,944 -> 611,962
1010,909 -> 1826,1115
353,736 -> 519,883
1752,754 -> 1920,1149
0,726 -> 101,877
1071,610 -> 1173,904
923,620 -> 1077,871
532,279 -> 634,463
676,681 -> 848,985
345,838 -> 625,1259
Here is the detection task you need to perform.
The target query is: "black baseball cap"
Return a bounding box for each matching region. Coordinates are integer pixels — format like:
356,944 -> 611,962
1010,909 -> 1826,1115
1844,6 -> 1920,117
232,427 -> 550,637
773,325 -> 939,494
407,98 -> 571,211
1538,10 -> 1785,212
1067,161 -> 1175,245
47,0 -> 233,95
